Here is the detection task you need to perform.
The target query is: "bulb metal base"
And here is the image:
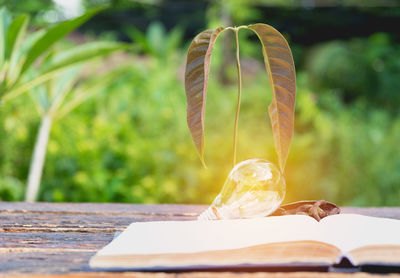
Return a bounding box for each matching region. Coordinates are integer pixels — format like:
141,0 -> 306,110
197,206 -> 220,220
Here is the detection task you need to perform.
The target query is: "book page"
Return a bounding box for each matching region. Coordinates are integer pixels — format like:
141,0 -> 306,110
320,214 -> 400,253
96,215 -> 320,256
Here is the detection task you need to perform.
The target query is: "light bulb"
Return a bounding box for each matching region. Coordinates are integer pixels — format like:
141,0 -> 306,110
198,158 -> 285,220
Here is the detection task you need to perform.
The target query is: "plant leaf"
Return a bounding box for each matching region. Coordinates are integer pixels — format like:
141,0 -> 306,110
185,27 -> 224,166
0,7 -> 12,70
125,26 -> 152,54
4,29 -> 46,90
147,22 -> 166,57
20,7 -> 102,75
248,23 -> 296,172
5,14 -> 29,60
3,41 -> 127,102
2,65 -> 64,102
40,41 -> 130,74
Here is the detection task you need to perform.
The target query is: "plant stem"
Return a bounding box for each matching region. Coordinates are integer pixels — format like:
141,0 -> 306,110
25,114 -> 52,202
233,28 -> 242,167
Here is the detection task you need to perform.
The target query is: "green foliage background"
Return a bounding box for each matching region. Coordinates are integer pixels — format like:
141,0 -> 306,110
0,1 -> 400,206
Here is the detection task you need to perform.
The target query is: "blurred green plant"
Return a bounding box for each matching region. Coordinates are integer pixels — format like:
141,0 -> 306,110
0,176 -> 24,200
0,7 -> 129,201
125,21 -> 183,62
0,5 -> 399,207
306,41 -> 375,102
306,34 -> 400,109
25,65 -> 129,202
0,7 -> 108,103
0,0 -> 55,24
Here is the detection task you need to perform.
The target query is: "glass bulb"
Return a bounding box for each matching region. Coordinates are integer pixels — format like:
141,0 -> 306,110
198,158 -> 285,220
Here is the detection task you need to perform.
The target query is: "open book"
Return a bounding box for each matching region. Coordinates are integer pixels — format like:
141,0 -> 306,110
89,214 -> 400,271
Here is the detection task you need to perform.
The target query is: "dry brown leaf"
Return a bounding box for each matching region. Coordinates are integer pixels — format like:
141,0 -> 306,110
185,27 -> 224,165
248,23 -> 296,172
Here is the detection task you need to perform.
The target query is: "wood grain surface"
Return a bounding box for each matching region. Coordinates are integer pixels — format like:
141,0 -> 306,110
1,202 -> 400,277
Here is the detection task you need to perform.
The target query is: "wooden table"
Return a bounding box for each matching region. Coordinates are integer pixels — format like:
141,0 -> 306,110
1,202 -> 400,278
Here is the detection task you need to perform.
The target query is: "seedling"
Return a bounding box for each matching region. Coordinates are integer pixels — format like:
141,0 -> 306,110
185,24 -> 296,172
